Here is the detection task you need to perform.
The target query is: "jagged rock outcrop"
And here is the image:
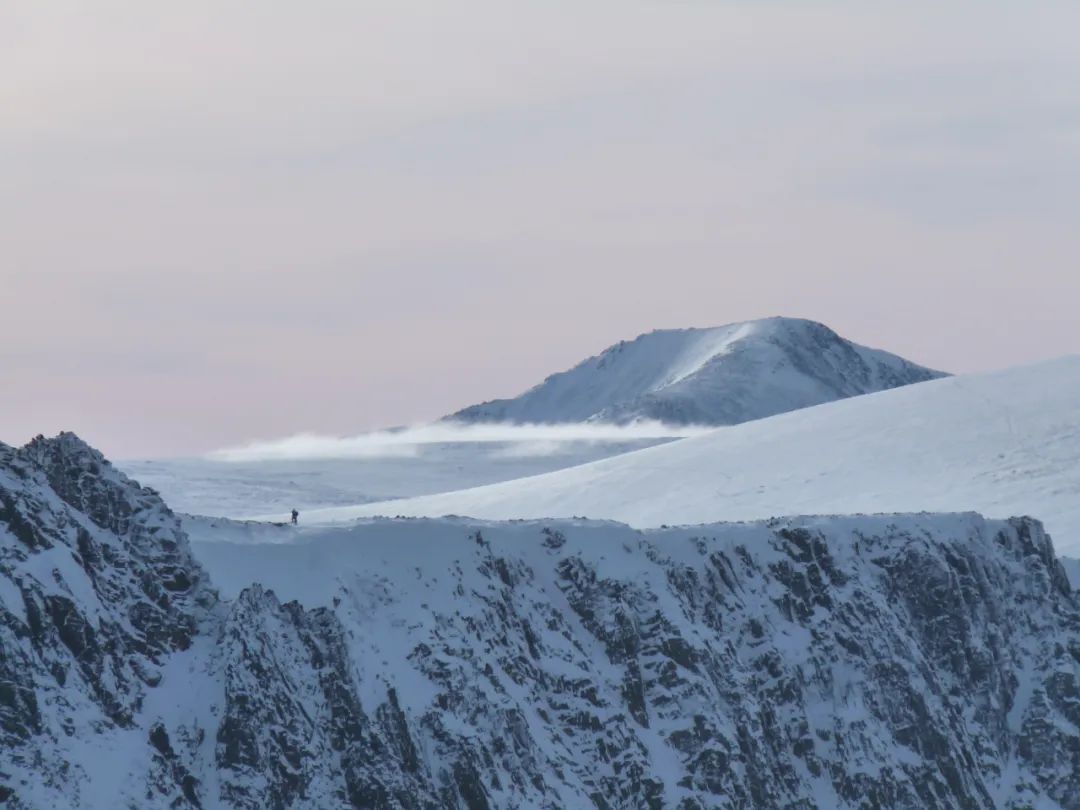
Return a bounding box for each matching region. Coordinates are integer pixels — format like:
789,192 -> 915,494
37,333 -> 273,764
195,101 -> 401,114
2,434 -> 1078,808
0,432 -> 215,807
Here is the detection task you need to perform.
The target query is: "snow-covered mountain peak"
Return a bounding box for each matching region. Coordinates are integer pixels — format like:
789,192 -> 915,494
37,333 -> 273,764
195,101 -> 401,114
447,317 -> 947,426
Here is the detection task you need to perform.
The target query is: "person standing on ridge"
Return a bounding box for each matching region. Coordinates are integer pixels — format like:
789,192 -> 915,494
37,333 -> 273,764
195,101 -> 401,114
291,508 -> 299,525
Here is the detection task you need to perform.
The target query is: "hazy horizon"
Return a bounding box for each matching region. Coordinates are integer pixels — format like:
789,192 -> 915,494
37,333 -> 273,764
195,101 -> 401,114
4,2 -> 1079,458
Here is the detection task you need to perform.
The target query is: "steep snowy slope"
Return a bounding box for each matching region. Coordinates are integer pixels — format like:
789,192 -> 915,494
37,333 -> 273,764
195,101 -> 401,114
315,357 -> 1080,556
448,317 -> 946,426
4,435 -> 1080,808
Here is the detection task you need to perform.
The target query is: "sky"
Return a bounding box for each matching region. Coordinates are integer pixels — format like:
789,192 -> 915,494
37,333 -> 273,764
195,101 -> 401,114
2,1 -> 1079,458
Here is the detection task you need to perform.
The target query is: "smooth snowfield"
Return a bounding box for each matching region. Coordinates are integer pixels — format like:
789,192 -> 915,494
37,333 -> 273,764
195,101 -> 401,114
120,434 -> 677,518
301,357 -> 1080,556
448,317 -> 945,426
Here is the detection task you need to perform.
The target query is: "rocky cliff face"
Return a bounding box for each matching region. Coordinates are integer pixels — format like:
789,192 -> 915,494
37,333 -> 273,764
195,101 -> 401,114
2,435 -> 1078,808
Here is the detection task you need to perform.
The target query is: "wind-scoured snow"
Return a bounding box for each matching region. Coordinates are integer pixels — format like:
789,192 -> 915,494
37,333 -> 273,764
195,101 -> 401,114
307,356 -> 1080,556
447,317 -> 946,426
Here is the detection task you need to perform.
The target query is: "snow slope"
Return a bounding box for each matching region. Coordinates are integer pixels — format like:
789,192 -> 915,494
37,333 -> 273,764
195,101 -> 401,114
118,435 -> 676,519
310,356 -> 1080,556
447,317 -> 946,426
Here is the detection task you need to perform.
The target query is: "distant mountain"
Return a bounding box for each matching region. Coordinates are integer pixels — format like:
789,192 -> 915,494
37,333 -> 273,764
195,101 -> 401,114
4,434 -> 1079,808
447,317 -> 947,426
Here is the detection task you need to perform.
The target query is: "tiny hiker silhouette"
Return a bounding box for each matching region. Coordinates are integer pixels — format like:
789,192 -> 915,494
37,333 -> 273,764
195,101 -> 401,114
291,509 -> 299,525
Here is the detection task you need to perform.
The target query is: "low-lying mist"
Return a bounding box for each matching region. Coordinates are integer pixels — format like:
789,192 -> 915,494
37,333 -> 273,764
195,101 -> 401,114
208,421 -> 713,462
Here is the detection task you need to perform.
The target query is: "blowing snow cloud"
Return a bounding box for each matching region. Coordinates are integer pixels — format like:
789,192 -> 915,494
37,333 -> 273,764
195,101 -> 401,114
208,421 -> 712,462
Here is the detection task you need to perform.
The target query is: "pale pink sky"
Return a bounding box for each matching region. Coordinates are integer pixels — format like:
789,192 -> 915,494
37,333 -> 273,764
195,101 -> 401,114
3,2 -> 1079,458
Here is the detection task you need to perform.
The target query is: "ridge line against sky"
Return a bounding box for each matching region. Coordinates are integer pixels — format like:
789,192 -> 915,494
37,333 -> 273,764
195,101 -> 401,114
3,1 -> 1078,457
